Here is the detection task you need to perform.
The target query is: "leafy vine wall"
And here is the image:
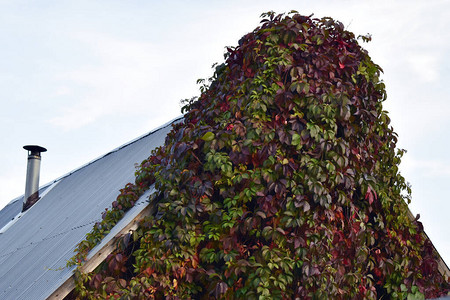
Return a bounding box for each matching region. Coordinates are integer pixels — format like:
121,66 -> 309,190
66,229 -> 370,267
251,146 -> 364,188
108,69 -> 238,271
70,11 -> 449,299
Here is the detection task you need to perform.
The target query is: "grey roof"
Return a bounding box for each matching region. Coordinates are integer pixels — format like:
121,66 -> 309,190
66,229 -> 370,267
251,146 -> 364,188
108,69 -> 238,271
0,117 -> 180,300
0,185 -> 50,230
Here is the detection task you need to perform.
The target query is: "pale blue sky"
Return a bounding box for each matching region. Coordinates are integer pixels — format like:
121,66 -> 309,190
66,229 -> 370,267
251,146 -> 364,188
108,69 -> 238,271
0,0 -> 449,264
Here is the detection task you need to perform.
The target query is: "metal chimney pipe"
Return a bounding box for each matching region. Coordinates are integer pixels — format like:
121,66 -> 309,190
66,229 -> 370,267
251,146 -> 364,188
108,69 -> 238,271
23,145 -> 47,212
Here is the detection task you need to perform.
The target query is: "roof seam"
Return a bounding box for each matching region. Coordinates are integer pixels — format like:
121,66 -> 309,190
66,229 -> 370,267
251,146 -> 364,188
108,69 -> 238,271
0,197 -> 153,260
0,219 -> 100,259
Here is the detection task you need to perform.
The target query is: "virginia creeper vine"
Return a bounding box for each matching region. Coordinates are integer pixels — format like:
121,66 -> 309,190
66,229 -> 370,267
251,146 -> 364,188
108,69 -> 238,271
71,11 -> 449,299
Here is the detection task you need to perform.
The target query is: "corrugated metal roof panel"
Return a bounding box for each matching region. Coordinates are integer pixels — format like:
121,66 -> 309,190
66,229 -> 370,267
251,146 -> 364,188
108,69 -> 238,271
0,198 -> 22,229
0,117 -> 180,300
0,184 -> 51,230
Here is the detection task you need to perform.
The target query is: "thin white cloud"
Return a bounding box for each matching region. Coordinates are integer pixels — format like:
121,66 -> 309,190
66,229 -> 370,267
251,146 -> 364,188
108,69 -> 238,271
51,86 -> 72,97
401,156 -> 450,177
0,172 -> 24,207
48,32 -> 162,130
405,53 -> 440,83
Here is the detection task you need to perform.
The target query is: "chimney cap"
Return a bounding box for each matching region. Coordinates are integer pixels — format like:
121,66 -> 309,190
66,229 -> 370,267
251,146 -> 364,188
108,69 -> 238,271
23,145 -> 47,153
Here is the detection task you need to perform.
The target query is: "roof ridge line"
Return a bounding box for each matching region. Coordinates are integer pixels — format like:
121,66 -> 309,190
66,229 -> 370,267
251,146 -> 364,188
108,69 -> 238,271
40,115 -> 183,191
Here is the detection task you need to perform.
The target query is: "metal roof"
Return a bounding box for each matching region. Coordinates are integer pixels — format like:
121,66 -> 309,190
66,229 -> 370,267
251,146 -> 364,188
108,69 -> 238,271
0,117 -> 180,300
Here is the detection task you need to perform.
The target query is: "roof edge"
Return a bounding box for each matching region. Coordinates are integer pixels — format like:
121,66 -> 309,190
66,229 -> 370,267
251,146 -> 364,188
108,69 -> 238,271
46,188 -> 156,300
28,116 -> 183,201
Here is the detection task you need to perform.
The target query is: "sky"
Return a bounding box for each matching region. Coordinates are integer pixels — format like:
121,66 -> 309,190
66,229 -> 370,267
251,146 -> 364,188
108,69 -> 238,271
0,0 -> 449,265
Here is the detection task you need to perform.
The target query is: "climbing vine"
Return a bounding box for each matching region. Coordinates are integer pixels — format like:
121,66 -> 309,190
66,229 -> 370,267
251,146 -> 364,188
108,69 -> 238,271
71,11 -> 449,299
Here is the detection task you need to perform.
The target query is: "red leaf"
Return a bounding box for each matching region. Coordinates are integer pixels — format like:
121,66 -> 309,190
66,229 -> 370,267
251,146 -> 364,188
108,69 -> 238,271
365,186 -> 377,205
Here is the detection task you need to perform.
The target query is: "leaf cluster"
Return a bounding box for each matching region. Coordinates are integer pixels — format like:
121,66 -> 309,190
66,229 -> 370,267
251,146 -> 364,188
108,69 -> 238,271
72,11 -> 449,299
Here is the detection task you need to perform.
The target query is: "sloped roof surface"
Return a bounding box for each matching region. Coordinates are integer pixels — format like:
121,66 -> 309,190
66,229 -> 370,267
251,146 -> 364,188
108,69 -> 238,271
0,196 -> 23,230
0,185 -> 50,230
0,118 -> 179,300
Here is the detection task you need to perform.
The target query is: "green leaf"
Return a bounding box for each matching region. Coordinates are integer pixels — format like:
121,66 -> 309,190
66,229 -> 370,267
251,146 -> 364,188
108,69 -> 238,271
201,131 -> 215,141
291,133 -> 301,146
407,292 -> 425,300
